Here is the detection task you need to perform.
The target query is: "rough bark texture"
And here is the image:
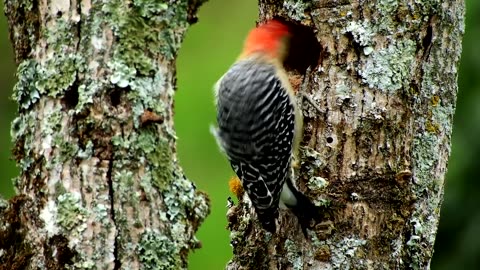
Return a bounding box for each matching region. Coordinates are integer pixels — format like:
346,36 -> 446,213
0,0 -> 209,269
227,0 -> 464,269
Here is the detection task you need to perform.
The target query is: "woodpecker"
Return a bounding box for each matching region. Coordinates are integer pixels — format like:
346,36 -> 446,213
211,20 -> 320,234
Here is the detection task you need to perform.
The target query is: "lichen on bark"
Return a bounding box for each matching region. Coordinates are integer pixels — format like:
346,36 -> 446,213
1,0 -> 209,269
227,0 -> 465,269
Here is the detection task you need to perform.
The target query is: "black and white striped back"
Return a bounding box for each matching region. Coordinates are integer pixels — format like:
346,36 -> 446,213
214,57 -> 296,232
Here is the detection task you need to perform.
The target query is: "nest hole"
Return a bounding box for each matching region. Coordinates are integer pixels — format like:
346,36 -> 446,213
274,17 -> 321,74
61,82 -> 79,110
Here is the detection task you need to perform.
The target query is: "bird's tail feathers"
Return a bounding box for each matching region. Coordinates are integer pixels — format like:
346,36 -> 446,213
255,207 -> 278,233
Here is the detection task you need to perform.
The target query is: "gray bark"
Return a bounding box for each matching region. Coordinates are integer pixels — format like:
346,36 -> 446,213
0,0 -> 209,269
227,0 -> 465,269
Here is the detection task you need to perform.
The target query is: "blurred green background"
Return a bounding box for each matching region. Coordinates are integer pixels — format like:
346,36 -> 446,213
0,0 -> 478,269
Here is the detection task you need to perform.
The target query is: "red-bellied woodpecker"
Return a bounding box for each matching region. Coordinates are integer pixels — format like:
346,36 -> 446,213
211,20 -> 321,234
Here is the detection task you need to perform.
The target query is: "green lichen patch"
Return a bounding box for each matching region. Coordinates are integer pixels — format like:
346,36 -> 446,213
412,0 -> 441,17
146,136 -> 174,191
74,84 -> 94,113
330,237 -> 367,269
111,127 -> 174,203
359,39 -> 416,93
10,111 -> 36,171
34,54 -> 78,98
12,60 -> 40,110
41,105 -> 63,136
77,140 -> 94,159
72,259 -> 95,269
102,0 -> 189,126
162,170 -> 207,225
307,176 -> 329,192
138,229 -> 182,270
162,176 -> 192,221
128,75 -> 168,120
404,214 -> 436,269
191,191 -> 211,228
57,192 -> 88,231
343,21 -> 375,47
111,124 -> 210,254
285,239 -> 303,270
103,0 -> 189,76
283,0 -> 310,21
300,147 -> 325,185
113,168 -> 136,205
109,61 -> 136,88
411,130 -> 441,193
377,0 -> 398,15
14,16 -> 83,100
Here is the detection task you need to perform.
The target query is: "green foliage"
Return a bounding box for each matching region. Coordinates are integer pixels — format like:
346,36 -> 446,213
174,2 -> 257,268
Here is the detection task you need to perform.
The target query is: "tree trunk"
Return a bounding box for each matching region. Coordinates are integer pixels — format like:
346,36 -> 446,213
227,1 -> 465,269
1,0 -> 209,269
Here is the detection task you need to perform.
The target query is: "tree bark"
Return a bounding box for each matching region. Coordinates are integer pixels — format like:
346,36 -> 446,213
227,1 -> 465,269
1,0 -> 209,269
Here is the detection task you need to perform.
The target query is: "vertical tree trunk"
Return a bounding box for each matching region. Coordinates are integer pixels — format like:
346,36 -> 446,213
1,0 -> 209,269
227,1 -> 464,269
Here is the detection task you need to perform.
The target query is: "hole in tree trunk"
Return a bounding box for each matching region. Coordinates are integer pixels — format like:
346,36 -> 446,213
109,87 -> 124,107
273,17 -> 321,74
61,82 -> 79,110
